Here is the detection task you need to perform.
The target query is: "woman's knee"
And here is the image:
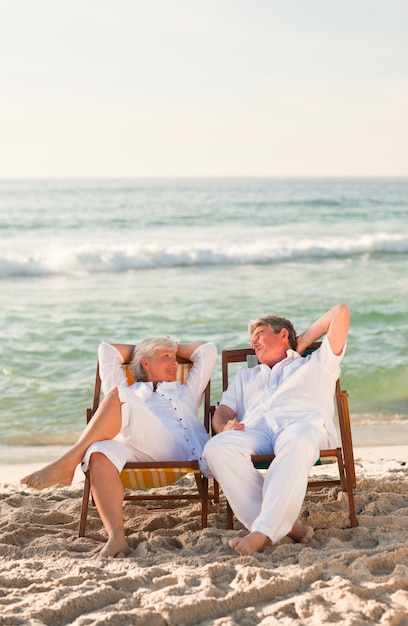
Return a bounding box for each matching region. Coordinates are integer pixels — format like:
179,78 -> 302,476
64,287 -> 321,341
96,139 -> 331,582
97,387 -> 124,427
89,451 -> 111,471
103,387 -> 121,406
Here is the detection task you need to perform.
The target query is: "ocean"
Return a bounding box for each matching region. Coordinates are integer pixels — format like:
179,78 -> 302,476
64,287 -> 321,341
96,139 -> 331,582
1,177 -> 407,464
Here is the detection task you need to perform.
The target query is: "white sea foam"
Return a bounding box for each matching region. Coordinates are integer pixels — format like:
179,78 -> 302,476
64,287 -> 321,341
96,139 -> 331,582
1,233 -> 406,278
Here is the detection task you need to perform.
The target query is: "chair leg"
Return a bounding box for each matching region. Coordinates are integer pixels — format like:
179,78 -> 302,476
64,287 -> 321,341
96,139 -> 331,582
213,478 -> 220,504
346,487 -> 358,528
195,474 -> 209,529
344,461 -> 358,528
337,449 -> 358,528
336,451 -> 347,492
78,472 -> 91,537
201,477 -> 209,529
341,390 -> 357,490
226,501 -> 234,530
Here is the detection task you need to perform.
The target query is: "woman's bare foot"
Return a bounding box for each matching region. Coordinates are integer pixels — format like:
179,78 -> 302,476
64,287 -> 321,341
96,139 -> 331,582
97,535 -> 132,559
229,531 -> 270,556
287,518 -> 314,544
20,459 -> 75,490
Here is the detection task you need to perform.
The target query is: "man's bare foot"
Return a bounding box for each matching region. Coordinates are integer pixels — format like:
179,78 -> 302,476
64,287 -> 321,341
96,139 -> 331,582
97,536 -> 132,559
229,531 -> 270,556
20,459 -> 75,490
287,518 -> 314,544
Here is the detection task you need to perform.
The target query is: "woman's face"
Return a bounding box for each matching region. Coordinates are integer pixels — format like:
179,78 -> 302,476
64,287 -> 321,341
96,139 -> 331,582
141,348 -> 178,384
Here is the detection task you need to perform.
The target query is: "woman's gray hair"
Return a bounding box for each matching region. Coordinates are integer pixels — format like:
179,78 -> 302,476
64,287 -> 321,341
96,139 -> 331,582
129,337 -> 177,382
248,315 -> 297,350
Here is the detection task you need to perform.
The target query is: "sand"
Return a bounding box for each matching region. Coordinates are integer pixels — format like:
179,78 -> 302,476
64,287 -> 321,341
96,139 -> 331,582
0,446 -> 407,626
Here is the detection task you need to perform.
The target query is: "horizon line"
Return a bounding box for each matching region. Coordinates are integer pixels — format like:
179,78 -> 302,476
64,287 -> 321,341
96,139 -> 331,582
1,174 -> 407,181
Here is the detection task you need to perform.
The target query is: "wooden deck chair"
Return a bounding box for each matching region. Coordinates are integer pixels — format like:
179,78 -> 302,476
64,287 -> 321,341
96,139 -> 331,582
221,343 -> 358,529
78,353 -> 215,537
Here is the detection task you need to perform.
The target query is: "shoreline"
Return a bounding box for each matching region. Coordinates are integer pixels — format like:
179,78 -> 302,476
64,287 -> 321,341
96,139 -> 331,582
1,420 -> 407,463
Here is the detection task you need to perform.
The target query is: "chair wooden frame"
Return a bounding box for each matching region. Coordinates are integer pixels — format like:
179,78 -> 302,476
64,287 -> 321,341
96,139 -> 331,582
221,343 -> 358,529
78,355 -> 215,537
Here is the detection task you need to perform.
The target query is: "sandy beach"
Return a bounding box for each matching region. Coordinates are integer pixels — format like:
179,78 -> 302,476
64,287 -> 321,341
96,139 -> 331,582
0,446 -> 407,626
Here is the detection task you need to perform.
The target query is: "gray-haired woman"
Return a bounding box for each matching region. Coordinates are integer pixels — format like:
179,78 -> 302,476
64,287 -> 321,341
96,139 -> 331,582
21,338 -> 217,557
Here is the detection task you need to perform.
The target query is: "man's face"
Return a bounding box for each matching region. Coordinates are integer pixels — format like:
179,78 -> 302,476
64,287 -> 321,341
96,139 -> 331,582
250,324 -> 289,367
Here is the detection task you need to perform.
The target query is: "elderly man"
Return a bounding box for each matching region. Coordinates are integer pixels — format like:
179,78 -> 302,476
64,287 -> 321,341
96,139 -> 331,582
203,304 -> 349,555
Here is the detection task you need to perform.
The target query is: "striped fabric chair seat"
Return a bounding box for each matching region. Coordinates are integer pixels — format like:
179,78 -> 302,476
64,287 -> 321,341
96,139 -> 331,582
120,464 -> 200,490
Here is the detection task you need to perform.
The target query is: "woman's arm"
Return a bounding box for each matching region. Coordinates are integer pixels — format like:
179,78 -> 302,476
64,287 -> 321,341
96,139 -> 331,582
180,342 -> 218,409
110,342 -> 203,363
110,342 -> 203,364
176,342 -> 203,361
109,343 -> 135,363
98,342 -> 131,395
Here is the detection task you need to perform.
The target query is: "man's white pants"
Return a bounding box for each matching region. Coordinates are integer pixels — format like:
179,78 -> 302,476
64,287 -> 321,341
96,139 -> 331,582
202,420 -> 327,543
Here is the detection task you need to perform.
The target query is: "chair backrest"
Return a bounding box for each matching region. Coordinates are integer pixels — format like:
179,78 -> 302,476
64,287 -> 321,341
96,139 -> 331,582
91,355 -> 211,432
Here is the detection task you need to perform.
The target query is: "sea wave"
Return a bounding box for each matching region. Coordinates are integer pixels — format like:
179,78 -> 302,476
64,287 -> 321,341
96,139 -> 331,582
1,233 -> 407,278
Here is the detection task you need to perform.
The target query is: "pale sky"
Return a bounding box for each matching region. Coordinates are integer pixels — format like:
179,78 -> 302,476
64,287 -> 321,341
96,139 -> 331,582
1,0 -> 407,178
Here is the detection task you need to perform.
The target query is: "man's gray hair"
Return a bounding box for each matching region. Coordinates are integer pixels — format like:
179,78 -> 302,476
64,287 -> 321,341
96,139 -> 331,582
129,337 -> 177,382
248,315 -> 297,350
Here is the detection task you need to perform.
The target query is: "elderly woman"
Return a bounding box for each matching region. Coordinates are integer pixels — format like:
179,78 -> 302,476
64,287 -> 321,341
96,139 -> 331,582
21,338 -> 217,557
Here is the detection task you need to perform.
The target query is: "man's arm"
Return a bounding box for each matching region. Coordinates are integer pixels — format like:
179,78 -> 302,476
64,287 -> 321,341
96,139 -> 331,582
296,303 -> 350,356
212,404 -> 245,434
